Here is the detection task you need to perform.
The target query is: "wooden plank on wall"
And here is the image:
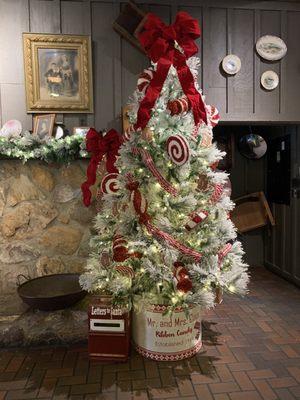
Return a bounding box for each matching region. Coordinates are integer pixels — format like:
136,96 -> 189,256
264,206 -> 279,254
227,9 -> 255,118
29,0 -> 61,33
61,0 -> 94,131
257,10 -> 281,118
0,84 -> 32,130
92,1 -> 120,130
285,11 -> 300,120
0,0 -> 29,85
203,7 -> 227,116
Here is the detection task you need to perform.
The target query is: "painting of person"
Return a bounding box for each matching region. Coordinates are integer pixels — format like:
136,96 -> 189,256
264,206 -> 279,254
38,48 -> 79,101
33,114 -> 55,140
44,62 -> 62,97
60,54 -> 74,96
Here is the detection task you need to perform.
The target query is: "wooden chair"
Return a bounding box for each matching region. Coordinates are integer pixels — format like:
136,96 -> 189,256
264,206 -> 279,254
231,192 -> 275,233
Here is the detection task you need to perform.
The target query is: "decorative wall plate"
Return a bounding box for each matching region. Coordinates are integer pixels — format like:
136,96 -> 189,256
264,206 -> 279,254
222,55 -> 241,75
256,35 -> 287,61
0,119 -> 22,137
261,70 -> 279,90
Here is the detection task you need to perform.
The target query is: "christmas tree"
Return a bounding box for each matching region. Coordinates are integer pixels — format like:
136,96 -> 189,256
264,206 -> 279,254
80,12 -> 249,315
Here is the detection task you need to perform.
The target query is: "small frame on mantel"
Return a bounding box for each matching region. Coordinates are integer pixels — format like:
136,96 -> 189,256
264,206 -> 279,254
113,1 -> 147,53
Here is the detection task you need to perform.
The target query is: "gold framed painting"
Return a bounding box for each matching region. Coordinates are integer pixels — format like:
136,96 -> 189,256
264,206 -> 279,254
23,33 -> 93,113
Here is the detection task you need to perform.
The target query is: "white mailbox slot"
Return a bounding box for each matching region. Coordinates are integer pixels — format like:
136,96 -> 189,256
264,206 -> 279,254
90,318 -> 125,333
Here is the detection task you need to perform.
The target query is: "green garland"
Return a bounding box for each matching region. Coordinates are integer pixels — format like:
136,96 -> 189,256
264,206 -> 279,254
0,133 -> 89,163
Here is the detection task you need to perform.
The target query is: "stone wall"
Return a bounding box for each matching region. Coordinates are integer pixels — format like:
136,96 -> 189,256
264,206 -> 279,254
0,160 -> 96,316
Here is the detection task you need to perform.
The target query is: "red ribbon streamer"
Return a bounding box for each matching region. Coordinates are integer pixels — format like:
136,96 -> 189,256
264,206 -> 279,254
135,11 -> 207,130
81,128 -> 123,207
126,177 -> 202,261
132,147 -> 178,196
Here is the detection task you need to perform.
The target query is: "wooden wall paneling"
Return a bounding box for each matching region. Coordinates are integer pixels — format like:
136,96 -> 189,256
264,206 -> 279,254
0,0 -> 30,129
203,8 -> 227,118
120,3 -> 148,109
29,0 -> 61,33
253,9 -> 261,116
227,8 -> 255,118
285,11 -> 300,120
92,2 -> 120,130
258,10 -> 281,118
61,0 -> 94,132
0,0 -> 29,84
0,83 -> 32,131
279,11 -> 287,117
291,126 -> 300,283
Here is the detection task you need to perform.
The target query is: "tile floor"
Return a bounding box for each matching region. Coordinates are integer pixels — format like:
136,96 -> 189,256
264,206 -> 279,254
0,266 -> 300,399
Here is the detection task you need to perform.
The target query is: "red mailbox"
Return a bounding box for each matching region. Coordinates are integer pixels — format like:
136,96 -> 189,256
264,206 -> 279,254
88,296 -> 130,361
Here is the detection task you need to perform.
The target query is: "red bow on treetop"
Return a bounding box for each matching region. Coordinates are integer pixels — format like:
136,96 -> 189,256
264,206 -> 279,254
81,128 -> 123,207
135,11 -> 208,129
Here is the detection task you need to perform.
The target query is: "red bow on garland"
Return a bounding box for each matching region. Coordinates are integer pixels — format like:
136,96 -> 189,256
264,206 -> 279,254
135,11 -> 207,130
81,128 -> 123,207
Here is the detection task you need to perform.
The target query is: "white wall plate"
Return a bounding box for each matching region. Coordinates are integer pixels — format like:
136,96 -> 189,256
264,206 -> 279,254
222,54 -> 241,75
261,70 -> 279,90
256,35 -> 287,61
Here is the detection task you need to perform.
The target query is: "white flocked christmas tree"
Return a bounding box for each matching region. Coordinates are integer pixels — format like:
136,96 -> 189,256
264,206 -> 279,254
80,11 -> 249,315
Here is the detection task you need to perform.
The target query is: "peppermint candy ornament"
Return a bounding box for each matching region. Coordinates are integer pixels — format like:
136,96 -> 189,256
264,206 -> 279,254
101,173 -> 119,195
166,134 -> 190,166
167,97 -> 190,115
137,68 -> 154,92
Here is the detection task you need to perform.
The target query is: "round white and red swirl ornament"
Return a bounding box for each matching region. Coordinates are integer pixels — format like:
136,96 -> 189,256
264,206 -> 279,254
101,173 -> 120,195
167,97 -> 190,115
166,134 -> 190,166
206,105 -> 220,127
137,68 -> 154,93
114,265 -> 135,278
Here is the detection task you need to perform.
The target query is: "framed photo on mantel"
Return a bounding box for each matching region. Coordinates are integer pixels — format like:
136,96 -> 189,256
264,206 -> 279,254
23,33 -> 93,114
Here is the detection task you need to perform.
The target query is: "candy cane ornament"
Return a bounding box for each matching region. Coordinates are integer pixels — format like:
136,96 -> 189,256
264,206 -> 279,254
167,134 -> 190,166
101,173 -> 120,195
206,105 -> 220,127
218,243 -> 232,264
137,69 -> 154,93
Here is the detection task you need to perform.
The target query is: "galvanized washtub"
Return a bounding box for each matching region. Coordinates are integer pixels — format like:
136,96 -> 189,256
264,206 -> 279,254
17,273 -> 86,311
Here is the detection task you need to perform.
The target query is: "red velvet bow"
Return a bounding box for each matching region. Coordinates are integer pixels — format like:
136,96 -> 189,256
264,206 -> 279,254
81,128 -> 123,207
135,11 -> 207,129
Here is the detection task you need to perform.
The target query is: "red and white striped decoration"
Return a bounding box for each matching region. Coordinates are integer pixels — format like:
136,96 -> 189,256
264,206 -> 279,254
137,69 -> 154,93
124,125 -> 134,141
211,184 -> 224,203
167,97 -> 190,115
130,188 -> 148,215
114,265 -> 135,278
101,173 -> 119,195
132,147 -> 178,197
126,176 -> 202,261
166,134 -> 190,166
185,210 -> 208,231
112,234 -> 128,262
218,243 -> 232,264
206,105 -> 220,127
200,130 -> 212,148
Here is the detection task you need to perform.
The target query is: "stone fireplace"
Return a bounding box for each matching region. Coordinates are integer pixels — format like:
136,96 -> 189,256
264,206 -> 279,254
0,159 -> 96,346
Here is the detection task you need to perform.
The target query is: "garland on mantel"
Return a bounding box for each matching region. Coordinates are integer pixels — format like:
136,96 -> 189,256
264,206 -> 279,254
0,132 -> 89,163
